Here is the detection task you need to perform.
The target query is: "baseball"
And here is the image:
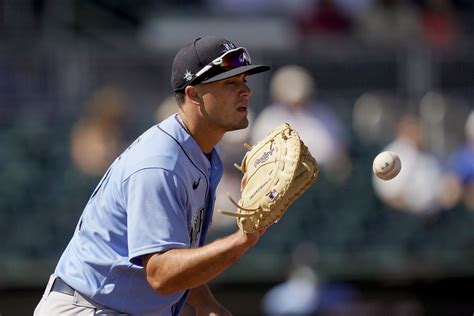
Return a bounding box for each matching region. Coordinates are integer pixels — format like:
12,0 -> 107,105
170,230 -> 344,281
372,151 -> 401,180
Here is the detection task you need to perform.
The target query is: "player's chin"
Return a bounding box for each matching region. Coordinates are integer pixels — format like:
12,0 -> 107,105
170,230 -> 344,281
227,117 -> 249,131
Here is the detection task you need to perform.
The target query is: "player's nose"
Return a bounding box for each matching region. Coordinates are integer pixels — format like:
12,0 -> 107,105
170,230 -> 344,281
241,82 -> 252,98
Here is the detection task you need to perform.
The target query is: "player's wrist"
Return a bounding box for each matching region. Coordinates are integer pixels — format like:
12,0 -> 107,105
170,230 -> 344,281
232,228 -> 260,250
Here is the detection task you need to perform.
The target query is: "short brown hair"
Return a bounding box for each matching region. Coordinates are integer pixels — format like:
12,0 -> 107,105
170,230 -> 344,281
174,91 -> 185,106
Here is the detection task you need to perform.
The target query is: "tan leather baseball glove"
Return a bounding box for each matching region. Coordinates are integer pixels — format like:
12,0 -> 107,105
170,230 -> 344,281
219,123 -> 318,233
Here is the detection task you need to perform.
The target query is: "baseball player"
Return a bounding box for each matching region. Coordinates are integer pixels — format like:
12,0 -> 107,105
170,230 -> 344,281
34,36 -> 270,315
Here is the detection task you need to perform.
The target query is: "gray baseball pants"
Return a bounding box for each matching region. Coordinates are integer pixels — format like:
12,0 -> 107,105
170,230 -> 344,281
34,274 -> 129,316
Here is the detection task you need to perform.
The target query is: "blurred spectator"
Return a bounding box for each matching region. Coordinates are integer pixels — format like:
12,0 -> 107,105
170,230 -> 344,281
418,90 -> 449,158
155,94 -> 178,123
203,0 -> 313,17
333,0 -> 372,17
372,114 -> 444,215
261,242 -> 321,315
297,0 -> 353,39
70,85 -> 128,176
251,64 -> 351,182
441,110 -> 474,210
352,92 -> 402,146
261,241 -> 359,315
419,0 -> 461,50
355,0 -> 420,48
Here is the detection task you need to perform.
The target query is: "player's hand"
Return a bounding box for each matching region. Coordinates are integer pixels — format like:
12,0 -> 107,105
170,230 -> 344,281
235,224 -> 266,249
239,172 -> 265,246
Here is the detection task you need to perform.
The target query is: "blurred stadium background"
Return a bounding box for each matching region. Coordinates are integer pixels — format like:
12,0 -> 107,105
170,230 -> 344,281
1,0 -> 474,315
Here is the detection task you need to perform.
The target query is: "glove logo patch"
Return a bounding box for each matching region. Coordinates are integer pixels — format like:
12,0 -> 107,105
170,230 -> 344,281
266,189 -> 279,201
253,146 -> 275,168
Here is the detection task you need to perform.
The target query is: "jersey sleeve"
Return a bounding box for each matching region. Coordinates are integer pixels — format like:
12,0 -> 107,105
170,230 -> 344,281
125,168 -> 190,266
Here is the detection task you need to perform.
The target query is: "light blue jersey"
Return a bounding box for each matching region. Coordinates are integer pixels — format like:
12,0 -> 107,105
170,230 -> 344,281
55,114 -> 224,315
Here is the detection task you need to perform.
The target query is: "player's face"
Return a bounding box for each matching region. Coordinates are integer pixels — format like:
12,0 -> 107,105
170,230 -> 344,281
196,73 -> 252,132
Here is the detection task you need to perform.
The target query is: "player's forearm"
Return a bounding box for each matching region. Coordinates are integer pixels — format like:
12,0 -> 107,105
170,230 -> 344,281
143,230 -> 257,296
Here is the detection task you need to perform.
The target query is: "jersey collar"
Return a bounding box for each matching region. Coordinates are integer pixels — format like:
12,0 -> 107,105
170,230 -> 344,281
158,114 -> 222,173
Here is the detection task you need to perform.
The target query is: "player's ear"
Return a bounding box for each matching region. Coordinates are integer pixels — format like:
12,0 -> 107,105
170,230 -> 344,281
184,86 -> 201,106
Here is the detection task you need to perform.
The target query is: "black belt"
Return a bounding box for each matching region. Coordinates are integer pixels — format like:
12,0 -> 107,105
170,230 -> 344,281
51,277 -> 76,296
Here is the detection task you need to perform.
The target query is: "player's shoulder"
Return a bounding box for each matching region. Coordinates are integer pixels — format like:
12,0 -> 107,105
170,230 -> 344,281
121,115 -> 202,175
123,128 -> 180,170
